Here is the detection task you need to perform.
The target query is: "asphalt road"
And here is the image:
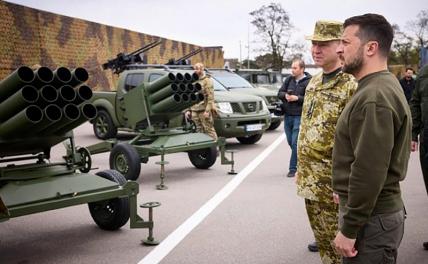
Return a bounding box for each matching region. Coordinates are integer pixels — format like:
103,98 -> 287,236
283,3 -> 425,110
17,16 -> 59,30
1,122 -> 427,264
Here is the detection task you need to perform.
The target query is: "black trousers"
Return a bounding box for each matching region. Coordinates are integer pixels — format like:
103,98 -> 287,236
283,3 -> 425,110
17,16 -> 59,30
419,139 -> 428,195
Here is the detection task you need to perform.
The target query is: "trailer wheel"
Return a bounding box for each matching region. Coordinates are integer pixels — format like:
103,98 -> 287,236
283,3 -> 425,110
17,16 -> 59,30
88,170 -> 130,230
267,120 -> 281,130
236,133 -> 263,144
109,143 -> 141,180
188,146 -> 217,169
93,110 -> 117,139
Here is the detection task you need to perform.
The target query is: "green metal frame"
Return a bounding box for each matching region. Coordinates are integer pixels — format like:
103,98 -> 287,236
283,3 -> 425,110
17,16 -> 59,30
0,136 -> 157,242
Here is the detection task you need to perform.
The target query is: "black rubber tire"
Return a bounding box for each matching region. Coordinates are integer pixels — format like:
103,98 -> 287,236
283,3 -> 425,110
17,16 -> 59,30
88,170 -> 130,230
109,143 -> 141,180
236,133 -> 263,144
267,120 -> 282,130
188,146 -> 217,169
93,109 -> 118,139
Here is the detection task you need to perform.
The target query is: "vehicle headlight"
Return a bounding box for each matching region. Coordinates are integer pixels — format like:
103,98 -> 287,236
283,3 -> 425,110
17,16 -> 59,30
261,100 -> 268,111
216,102 -> 233,114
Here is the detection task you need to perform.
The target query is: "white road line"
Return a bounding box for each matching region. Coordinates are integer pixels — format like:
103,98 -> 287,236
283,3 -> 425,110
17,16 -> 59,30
138,133 -> 286,264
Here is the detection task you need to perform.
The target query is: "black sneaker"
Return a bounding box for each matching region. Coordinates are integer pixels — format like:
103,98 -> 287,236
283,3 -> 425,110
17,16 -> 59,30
308,241 -> 318,252
287,171 -> 295,177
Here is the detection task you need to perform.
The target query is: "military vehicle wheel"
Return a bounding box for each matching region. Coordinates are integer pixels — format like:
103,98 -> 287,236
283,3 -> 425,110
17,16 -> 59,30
93,110 -> 117,139
109,143 -> 141,180
188,146 -> 217,169
267,120 -> 281,130
236,133 -> 263,144
88,170 -> 130,230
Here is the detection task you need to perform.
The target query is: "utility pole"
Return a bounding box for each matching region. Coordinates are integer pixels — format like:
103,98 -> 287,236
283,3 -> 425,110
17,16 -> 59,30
247,22 -> 250,69
239,40 -> 242,68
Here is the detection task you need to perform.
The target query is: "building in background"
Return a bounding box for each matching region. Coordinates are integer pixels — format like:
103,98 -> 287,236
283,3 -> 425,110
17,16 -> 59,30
0,1 -> 224,90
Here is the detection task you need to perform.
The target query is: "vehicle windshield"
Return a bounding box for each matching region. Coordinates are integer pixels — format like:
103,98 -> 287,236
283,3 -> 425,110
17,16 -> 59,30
255,74 -> 270,84
212,78 -> 228,91
211,72 -> 254,89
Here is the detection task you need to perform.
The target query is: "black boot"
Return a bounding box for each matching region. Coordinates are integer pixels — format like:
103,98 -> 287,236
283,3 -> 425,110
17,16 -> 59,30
308,241 -> 318,252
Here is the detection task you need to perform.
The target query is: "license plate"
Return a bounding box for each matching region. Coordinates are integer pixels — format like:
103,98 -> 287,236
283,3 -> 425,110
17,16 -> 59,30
245,124 -> 263,132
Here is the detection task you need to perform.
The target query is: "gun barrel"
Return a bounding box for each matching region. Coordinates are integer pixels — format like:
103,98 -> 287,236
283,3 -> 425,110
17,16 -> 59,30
33,67 -> 54,87
33,104 -> 63,133
145,73 -> 176,93
52,67 -> 72,88
68,67 -> 89,87
151,94 -> 181,113
57,85 -> 77,106
0,105 -> 43,138
37,85 -> 59,106
54,103 -> 97,135
39,104 -> 80,134
74,85 -> 93,104
0,85 -> 39,122
148,84 -> 177,104
0,66 -> 35,102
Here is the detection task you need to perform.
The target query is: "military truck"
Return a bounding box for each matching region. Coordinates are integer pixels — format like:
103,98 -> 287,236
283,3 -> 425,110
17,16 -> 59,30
235,68 -> 285,91
0,66 -> 159,245
91,44 -> 270,145
209,69 -> 283,131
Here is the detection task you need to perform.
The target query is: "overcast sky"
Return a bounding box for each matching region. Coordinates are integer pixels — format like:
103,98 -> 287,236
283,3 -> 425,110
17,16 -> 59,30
5,0 -> 427,62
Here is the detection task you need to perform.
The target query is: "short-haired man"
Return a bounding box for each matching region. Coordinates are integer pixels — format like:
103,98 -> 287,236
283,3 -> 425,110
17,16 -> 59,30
185,62 -> 217,140
278,58 -> 311,178
296,20 -> 357,264
333,14 -> 410,263
400,67 -> 416,102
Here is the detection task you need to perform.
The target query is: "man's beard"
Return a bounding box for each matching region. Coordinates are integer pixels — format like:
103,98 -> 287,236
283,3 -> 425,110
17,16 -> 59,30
342,47 -> 364,75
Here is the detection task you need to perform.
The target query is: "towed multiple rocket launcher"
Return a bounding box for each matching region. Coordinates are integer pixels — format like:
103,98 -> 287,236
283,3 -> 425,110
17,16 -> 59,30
0,66 -> 159,244
89,42 -> 233,187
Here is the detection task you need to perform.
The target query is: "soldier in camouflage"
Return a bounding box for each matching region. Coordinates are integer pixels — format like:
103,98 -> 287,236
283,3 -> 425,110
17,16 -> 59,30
186,62 -> 217,140
296,20 -> 357,264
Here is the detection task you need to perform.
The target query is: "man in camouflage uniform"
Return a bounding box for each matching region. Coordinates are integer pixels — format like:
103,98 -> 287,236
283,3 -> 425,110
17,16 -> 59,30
186,62 -> 217,140
296,20 -> 357,264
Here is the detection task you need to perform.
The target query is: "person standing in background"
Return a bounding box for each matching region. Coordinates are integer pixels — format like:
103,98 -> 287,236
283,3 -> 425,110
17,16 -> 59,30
277,58 -> 311,178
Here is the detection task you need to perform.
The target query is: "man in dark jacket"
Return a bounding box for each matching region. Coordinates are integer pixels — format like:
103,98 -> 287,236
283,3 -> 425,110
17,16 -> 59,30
277,58 -> 311,177
410,64 -> 428,250
400,67 -> 416,102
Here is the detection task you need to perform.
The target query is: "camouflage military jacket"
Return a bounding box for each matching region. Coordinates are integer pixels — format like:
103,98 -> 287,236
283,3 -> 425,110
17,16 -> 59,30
296,71 -> 357,202
190,74 -> 215,112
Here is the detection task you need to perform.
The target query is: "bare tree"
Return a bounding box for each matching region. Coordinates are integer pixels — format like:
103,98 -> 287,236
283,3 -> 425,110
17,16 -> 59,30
391,24 -> 415,65
406,9 -> 428,50
249,3 -> 294,70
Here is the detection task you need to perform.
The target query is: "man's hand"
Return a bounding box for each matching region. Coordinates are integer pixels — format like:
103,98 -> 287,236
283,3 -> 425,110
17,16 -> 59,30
333,231 -> 358,258
333,193 -> 339,204
411,141 -> 418,152
185,111 -> 191,120
285,94 -> 298,102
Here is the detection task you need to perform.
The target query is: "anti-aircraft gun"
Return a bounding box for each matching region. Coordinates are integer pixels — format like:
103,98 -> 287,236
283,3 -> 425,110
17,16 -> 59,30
0,66 -> 159,245
103,40 -> 162,74
165,48 -> 203,66
88,48 -> 235,189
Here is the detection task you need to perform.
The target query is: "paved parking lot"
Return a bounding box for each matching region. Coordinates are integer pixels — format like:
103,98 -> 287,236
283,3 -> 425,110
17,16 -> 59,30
1,123 -> 427,263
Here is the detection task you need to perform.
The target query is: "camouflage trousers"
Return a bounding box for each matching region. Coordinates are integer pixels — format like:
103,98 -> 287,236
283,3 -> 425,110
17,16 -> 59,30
191,110 -> 217,140
305,199 -> 341,264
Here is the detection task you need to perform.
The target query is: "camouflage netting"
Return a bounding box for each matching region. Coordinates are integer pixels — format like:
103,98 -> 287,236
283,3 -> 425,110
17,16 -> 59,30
0,2 -> 224,91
